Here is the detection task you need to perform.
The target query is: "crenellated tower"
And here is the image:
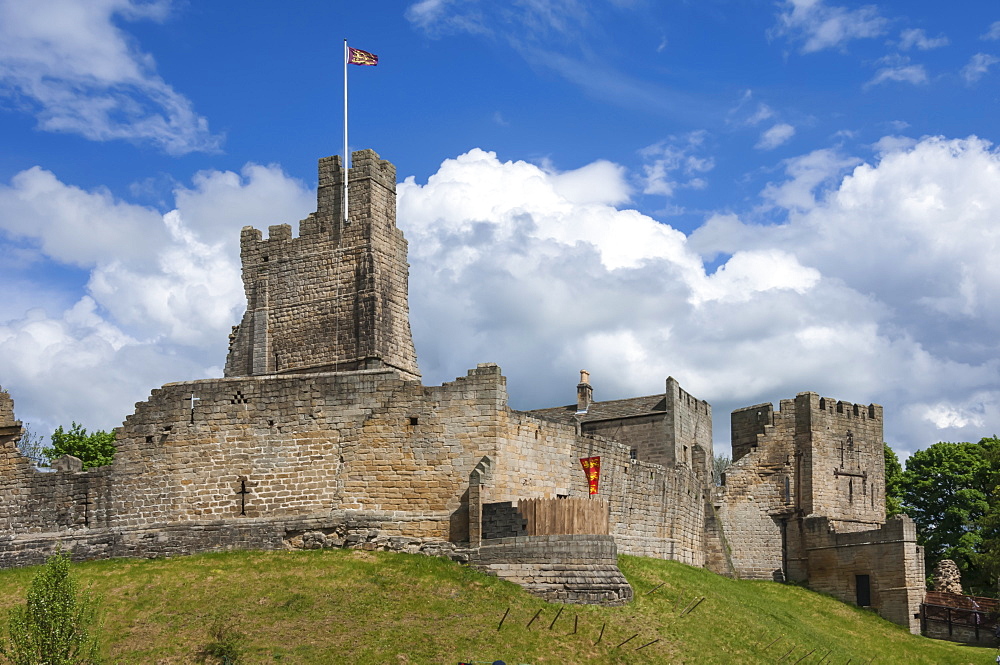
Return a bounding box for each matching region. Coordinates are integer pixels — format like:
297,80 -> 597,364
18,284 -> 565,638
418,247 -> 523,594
224,149 -> 420,379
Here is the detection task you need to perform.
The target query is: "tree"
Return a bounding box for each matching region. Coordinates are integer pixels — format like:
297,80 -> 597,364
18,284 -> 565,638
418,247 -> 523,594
0,552 -> 101,665
43,424 -> 115,470
712,453 -> 732,486
899,437 -> 998,595
15,425 -> 47,468
976,442 -> 1000,597
883,443 -> 905,518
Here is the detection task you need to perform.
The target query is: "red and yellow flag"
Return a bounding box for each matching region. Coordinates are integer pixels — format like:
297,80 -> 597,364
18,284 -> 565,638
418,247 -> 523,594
348,47 -> 379,66
580,456 -> 601,495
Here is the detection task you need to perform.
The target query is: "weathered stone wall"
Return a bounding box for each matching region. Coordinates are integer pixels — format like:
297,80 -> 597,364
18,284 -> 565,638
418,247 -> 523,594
666,377 -> 713,478
717,400 -> 796,580
1,364 -> 710,574
798,393 -> 885,529
584,414 -> 670,468
486,410 -> 710,565
0,366 -> 511,567
802,516 -> 925,634
225,150 -> 419,379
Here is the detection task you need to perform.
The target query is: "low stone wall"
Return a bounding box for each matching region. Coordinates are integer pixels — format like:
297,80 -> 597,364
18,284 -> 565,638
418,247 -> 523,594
0,510 -> 465,569
471,534 -> 633,605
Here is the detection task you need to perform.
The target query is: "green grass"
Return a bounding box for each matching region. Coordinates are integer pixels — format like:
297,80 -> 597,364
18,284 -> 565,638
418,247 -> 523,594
0,550 -> 992,664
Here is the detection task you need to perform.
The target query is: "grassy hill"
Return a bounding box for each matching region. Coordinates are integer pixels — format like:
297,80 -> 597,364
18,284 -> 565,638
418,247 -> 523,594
0,549 -> 992,664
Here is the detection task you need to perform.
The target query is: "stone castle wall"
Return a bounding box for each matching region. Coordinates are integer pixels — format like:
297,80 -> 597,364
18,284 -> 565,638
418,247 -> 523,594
0,149 -> 926,632
225,150 -> 418,379
801,516 -> 925,634
666,377 -> 713,477
0,365 -> 709,572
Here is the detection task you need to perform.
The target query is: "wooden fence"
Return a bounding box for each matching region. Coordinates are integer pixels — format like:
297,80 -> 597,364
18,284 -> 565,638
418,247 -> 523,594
921,591 -> 998,644
517,497 -> 609,536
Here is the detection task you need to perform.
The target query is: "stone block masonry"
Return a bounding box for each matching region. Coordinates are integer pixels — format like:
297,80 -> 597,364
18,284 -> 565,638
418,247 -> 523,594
225,150 -> 419,379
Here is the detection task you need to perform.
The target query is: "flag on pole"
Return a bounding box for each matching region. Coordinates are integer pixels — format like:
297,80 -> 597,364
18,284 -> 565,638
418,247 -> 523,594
348,47 -> 379,66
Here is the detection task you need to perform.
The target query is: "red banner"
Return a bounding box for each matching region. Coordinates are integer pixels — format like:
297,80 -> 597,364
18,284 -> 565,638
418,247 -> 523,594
580,456 -> 601,495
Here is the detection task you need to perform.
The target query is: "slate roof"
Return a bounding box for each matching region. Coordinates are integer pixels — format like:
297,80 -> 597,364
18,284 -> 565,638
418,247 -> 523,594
522,393 -> 667,425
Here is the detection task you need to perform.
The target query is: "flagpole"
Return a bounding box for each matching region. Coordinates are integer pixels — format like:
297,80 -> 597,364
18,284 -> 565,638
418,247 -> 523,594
343,39 -> 349,227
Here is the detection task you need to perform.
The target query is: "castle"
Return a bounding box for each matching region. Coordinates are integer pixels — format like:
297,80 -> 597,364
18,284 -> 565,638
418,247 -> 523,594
0,150 -> 926,632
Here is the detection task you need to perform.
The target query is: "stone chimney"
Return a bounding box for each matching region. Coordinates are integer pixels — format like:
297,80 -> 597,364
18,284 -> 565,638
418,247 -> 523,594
577,370 -> 593,413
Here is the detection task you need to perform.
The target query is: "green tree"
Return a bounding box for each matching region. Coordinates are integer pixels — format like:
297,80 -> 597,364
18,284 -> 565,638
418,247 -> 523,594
43,423 -> 115,470
0,552 -> 101,665
976,442 -> 1000,597
884,443 -> 904,518
900,437 -> 998,595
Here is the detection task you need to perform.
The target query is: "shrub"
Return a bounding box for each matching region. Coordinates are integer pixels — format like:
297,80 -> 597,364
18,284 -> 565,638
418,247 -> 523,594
0,552 -> 100,665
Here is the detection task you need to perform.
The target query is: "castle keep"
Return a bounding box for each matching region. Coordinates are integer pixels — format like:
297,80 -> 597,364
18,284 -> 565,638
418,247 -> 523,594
0,150 -> 925,630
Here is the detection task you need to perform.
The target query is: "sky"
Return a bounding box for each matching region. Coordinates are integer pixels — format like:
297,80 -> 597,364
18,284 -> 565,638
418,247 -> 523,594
2,0 -> 1000,460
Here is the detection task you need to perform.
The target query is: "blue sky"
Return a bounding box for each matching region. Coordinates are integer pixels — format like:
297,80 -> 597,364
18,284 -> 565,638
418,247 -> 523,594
2,0 -> 1000,459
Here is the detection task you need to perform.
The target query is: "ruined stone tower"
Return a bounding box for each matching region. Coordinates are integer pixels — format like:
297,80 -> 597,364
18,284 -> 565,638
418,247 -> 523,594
224,149 -> 420,379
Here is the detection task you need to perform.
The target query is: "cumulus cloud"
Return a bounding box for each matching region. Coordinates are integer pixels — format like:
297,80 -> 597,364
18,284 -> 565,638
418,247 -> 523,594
691,135 -> 1000,451
772,0 -> 888,53
393,141 -> 1000,457
961,53 -> 999,84
898,28 -> 948,51
0,162 -> 313,433
7,137 -> 1000,460
0,0 -> 220,154
756,123 -> 796,150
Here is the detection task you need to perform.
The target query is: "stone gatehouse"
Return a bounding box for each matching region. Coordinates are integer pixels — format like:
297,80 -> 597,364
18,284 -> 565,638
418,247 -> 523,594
0,149 -> 925,631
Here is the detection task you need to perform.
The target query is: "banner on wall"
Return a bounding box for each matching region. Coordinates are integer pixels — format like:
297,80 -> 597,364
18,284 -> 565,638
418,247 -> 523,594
580,456 -> 601,495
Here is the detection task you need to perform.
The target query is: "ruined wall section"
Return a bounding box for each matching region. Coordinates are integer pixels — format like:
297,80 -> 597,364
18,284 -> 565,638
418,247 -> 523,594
111,366 -> 503,539
718,399 -> 796,580
797,393 -> 884,529
225,150 -> 419,379
0,388 -> 115,540
0,365 -> 510,568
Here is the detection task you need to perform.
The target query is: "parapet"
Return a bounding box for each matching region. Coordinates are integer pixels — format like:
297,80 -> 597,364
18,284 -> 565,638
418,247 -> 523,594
797,391 -> 882,422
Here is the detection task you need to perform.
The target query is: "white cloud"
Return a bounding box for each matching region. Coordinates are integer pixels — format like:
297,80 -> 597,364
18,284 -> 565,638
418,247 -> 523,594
772,0 -> 888,53
898,28 -> 948,51
759,147 -> 861,211
0,162 -> 313,433
866,63 -> 928,88
756,123 -> 797,150
639,132 -> 715,198
0,0 -> 220,154
961,53 -> 999,84
549,160 -> 632,206
8,137 -> 1000,462
691,135 -> 1000,451
982,21 -> 1000,41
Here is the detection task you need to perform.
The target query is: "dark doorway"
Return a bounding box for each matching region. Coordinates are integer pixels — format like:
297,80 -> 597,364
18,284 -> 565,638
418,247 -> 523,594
856,574 -> 871,607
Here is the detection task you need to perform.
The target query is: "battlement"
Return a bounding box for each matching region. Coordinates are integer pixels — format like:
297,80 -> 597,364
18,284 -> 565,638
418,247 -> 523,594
224,150 -> 419,379
797,391 -> 883,423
